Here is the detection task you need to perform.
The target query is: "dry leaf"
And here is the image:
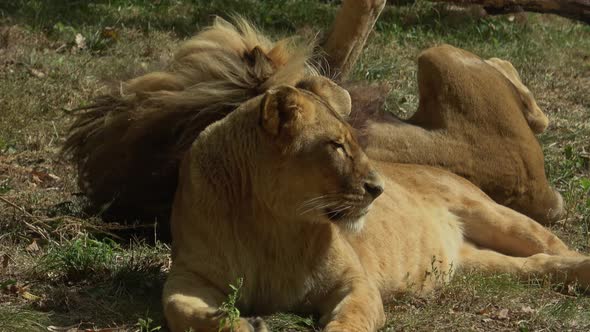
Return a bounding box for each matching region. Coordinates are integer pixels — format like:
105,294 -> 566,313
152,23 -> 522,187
101,27 -> 118,40
75,33 -> 86,50
31,174 -> 42,184
521,306 -> 536,314
26,239 -> 40,253
496,308 -> 509,320
477,304 -> 492,315
30,169 -> 60,187
21,290 -> 41,301
30,68 -> 46,78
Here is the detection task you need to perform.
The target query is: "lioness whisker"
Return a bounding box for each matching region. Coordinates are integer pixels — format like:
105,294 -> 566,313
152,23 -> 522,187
297,195 -> 343,211
298,199 -> 344,216
326,205 -> 352,214
299,193 -> 344,207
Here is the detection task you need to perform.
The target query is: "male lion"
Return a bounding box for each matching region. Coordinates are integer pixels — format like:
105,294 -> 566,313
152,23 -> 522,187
163,77 -> 590,332
62,17 -> 317,235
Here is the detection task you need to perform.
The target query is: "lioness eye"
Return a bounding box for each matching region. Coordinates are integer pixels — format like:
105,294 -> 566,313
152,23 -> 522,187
330,141 -> 345,150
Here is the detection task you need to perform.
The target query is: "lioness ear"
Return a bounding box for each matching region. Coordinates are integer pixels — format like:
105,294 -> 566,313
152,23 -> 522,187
259,85 -> 303,136
296,77 -> 352,118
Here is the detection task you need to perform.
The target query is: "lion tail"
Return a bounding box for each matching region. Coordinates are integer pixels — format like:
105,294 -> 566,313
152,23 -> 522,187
62,16 -> 317,230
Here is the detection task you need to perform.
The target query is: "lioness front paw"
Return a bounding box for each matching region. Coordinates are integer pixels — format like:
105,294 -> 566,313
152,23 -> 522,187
324,320 -> 372,332
216,316 -> 267,332
246,317 -> 269,332
206,309 -> 266,332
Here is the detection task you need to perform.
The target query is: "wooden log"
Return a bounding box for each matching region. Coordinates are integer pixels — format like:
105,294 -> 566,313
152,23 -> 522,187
431,0 -> 590,23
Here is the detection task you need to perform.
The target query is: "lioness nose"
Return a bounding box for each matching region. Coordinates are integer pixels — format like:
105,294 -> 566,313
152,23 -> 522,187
364,172 -> 384,199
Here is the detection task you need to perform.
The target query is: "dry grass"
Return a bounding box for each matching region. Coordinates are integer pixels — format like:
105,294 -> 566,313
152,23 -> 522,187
0,1 -> 589,331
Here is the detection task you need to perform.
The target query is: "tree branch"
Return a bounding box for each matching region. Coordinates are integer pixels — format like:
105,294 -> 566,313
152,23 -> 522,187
431,0 -> 590,23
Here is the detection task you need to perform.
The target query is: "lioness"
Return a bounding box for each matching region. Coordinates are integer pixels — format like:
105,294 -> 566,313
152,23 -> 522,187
163,76 -> 590,332
349,45 -> 563,224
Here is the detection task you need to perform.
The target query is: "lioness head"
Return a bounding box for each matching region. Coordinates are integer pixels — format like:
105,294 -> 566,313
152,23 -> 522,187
256,77 -> 383,232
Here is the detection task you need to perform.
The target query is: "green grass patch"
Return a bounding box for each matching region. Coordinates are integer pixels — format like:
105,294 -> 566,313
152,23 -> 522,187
0,306 -> 49,332
37,235 -> 120,282
265,313 -> 317,331
1,0 -> 336,38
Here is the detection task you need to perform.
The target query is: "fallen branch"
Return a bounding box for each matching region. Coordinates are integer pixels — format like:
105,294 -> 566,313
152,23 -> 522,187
0,195 -> 158,241
431,0 -> 590,23
0,196 -> 51,241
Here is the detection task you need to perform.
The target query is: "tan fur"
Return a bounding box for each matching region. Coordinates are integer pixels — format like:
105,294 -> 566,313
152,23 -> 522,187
163,80 -> 589,332
485,57 -> 549,133
322,0 -> 386,79
354,45 -> 563,224
62,17 -> 316,224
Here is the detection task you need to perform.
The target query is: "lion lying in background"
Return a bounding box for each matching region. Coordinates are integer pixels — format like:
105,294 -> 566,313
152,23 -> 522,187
63,18 -> 317,232
347,45 -> 563,224
163,78 -> 589,332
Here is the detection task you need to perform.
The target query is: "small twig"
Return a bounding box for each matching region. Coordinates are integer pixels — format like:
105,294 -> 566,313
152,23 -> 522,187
0,196 -> 159,242
52,121 -> 60,141
0,196 -> 35,219
0,196 -> 51,241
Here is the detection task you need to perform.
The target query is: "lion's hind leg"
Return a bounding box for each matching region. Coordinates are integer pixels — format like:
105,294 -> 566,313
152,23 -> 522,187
451,197 -> 577,258
163,269 -> 267,332
459,244 -> 590,290
322,0 -> 386,79
484,58 -> 549,134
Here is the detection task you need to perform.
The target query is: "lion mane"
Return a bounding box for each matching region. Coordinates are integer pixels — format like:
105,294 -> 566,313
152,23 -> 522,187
62,17 -> 317,225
